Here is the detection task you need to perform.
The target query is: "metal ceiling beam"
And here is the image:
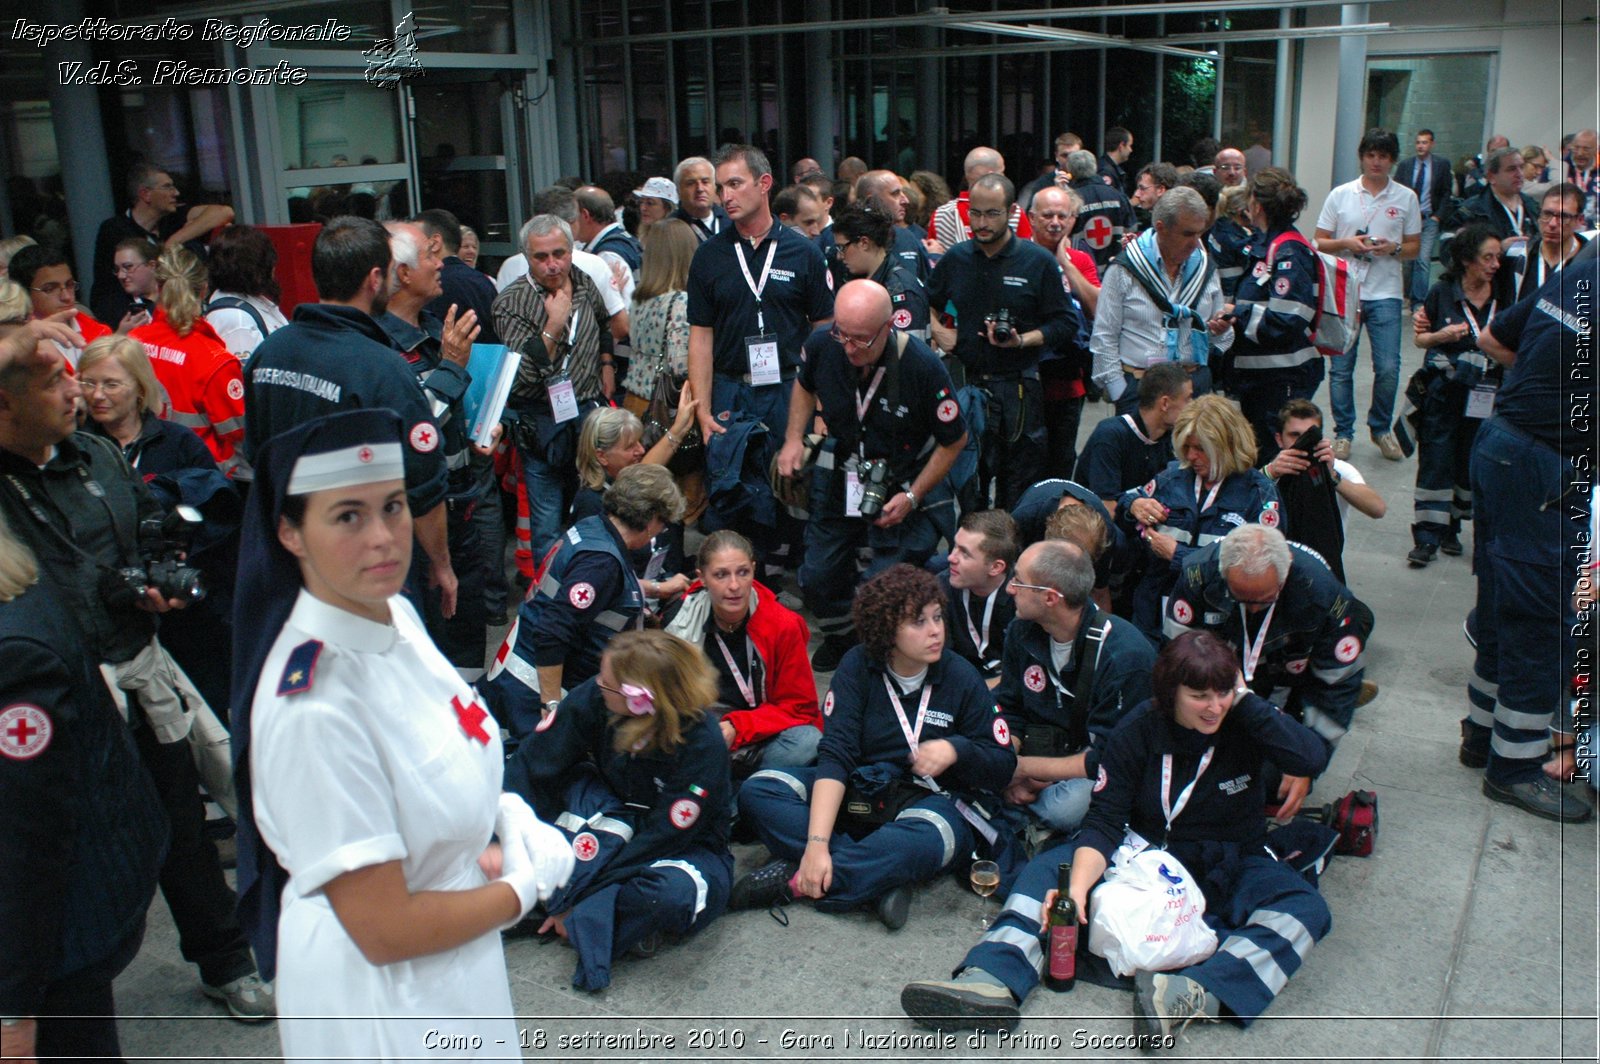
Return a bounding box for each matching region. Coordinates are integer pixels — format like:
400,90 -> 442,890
570,0 -> 1418,47
951,20 -> 1213,61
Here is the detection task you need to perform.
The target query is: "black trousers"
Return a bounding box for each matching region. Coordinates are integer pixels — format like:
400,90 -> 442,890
132,722 -> 254,986
34,920 -> 144,1063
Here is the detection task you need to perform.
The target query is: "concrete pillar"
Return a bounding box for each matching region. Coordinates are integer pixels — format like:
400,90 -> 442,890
44,0 -> 116,282
1273,8 -> 1293,166
1331,3 -> 1370,185
916,0 -> 941,174
805,0 -> 836,169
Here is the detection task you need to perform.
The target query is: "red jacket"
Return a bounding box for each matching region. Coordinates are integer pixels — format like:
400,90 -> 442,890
667,580 -> 820,750
131,309 -> 247,475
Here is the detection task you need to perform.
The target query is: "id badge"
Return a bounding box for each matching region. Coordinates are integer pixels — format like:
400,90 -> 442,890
547,373 -> 579,423
746,334 -> 781,386
1465,384 -> 1497,419
643,545 -> 668,583
845,469 -> 865,517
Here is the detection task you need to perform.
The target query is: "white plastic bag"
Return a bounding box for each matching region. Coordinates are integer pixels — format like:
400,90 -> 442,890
1087,833 -> 1218,977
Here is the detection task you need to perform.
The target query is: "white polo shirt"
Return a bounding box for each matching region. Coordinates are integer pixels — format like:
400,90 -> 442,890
1316,177 -> 1422,302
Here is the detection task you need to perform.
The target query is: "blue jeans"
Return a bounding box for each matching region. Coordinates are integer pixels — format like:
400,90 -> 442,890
1408,217 -> 1440,306
1329,297 -> 1402,439
1028,777 -> 1095,833
760,724 -> 823,768
518,444 -> 565,559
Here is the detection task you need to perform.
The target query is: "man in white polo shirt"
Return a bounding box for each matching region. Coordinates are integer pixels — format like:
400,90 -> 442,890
1314,128 -> 1422,462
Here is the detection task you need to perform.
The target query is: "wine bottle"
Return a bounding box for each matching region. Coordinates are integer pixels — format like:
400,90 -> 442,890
1044,862 -> 1077,991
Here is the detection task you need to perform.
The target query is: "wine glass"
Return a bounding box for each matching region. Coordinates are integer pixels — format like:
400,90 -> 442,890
969,860 -> 1000,929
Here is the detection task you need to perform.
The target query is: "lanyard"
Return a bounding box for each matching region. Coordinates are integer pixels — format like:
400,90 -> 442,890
735,227 -> 780,333
1160,746 -> 1215,833
1238,601 -> 1277,683
882,673 -> 933,756
854,365 -> 886,425
962,589 -> 997,660
713,631 -> 760,708
1499,197 -> 1524,235
1121,413 -> 1158,445
1459,298 -> 1496,347
4,465 -> 133,568
1194,474 -> 1222,514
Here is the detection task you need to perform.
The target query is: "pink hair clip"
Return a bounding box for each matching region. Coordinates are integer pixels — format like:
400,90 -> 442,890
620,683 -> 656,716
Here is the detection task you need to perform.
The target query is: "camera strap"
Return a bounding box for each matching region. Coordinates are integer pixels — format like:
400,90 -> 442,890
4,459 -> 137,571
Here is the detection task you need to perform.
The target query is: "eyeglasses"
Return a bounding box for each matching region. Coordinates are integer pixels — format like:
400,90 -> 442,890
969,208 -> 1008,221
1215,163 -> 1246,173
833,239 -> 856,252
78,378 -> 129,394
31,280 -> 77,295
112,262 -> 151,274
1541,210 -> 1581,222
1006,576 -> 1057,596
147,182 -> 178,192
830,321 -> 888,350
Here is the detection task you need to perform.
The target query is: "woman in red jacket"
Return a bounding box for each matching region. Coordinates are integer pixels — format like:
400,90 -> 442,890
665,530 -> 821,771
130,246 -> 248,477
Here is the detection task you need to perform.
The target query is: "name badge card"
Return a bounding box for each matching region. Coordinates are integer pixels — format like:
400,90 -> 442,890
845,469 -> 865,517
746,334 -> 781,386
548,373 -> 579,423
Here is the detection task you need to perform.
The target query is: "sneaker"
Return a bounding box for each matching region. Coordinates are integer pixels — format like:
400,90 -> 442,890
1482,776 -> 1593,822
876,885 -> 911,931
729,858 -> 796,911
1332,437 -> 1352,461
201,973 -> 276,1022
1372,432 -> 1404,461
810,633 -> 858,672
1458,721 -> 1489,769
1439,533 -> 1464,556
1407,544 -> 1437,568
1132,970 -> 1218,1047
901,978 -> 1021,1033
1355,680 -> 1380,708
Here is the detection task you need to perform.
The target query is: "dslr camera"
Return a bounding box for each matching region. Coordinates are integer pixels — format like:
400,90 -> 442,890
855,458 -> 893,518
99,505 -> 207,610
987,306 -> 1015,345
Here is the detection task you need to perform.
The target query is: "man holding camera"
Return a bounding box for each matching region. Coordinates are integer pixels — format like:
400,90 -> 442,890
0,323 -> 271,1021
777,279 -> 967,670
928,173 -> 1075,510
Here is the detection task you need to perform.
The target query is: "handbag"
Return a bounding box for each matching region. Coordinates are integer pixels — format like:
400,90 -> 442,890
641,366 -> 703,476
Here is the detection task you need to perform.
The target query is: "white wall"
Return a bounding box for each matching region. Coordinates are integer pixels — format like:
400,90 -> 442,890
1292,0 -> 1597,214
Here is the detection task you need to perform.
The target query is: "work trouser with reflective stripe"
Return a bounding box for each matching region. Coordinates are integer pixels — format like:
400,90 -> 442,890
1180,855 -> 1330,1025
544,768 -> 733,991
1411,371 -> 1477,548
954,839 -> 1075,1002
738,766 -> 972,911
1466,417 -> 1578,783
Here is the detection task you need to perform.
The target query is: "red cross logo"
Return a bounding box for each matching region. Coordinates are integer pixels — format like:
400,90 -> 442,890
1083,215 -> 1114,248
358,446 -> 374,463
568,582 -> 595,608
992,716 -> 1010,745
0,704 -> 51,760
409,422 -> 439,453
669,798 -> 701,829
451,694 -> 491,745
572,831 -> 600,861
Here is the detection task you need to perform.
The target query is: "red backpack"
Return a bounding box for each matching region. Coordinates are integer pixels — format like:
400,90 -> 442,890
1267,230 -> 1362,357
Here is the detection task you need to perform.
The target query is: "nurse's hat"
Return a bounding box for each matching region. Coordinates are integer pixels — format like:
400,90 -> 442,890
285,411 -> 407,495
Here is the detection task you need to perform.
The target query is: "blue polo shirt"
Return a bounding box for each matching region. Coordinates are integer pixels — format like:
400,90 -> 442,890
1489,259 -> 1596,457
687,219 -> 833,377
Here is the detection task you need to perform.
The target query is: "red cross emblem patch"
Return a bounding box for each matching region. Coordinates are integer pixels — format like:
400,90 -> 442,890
227,377 -> 245,401
1286,658 -> 1309,675
1083,215 -> 1114,249
1334,635 -> 1362,664
357,446 -> 375,463
823,690 -> 834,717
892,308 -> 913,330
451,694 -> 490,745
0,704 -> 51,760
1093,765 -> 1108,793
572,831 -> 600,861
669,798 -> 701,829
1273,276 -> 1291,297
1023,664 -> 1046,693
992,716 -> 1010,745
936,398 -> 959,423
568,582 -> 595,608
1172,599 -> 1194,625
1260,505 -> 1280,528
409,422 -> 439,453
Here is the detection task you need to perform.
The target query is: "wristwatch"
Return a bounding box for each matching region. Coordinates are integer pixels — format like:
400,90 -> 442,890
543,699 -> 561,718
903,488 -> 920,510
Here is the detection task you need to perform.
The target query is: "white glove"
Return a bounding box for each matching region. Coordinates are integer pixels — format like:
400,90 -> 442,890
494,793 -> 575,918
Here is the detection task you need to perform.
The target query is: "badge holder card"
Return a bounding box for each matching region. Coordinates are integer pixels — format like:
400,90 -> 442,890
746,334 -> 782,386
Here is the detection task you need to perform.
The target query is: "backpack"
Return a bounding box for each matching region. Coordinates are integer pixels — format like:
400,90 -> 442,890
204,295 -> 271,348
1266,230 -> 1361,357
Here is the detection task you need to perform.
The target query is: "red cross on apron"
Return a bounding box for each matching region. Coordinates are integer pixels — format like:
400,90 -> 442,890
452,694 -> 491,745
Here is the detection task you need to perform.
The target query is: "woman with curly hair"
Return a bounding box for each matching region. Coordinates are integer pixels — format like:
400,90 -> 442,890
731,563 -> 1016,930
1117,394 -> 1280,639
204,225 -> 288,360
502,628 -> 734,991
